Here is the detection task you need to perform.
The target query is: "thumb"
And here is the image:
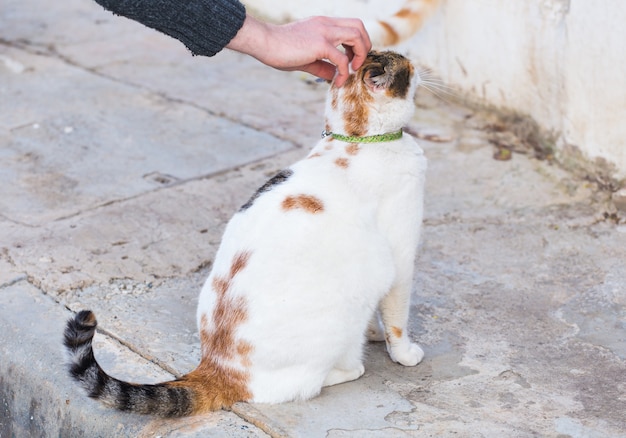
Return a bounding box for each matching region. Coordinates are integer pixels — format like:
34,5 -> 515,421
298,60 -> 338,83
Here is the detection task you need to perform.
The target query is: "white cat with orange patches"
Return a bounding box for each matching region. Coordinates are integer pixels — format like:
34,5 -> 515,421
64,51 -> 428,417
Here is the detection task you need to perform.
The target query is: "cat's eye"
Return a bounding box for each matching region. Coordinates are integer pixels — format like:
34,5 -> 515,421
367,66 -> 385,78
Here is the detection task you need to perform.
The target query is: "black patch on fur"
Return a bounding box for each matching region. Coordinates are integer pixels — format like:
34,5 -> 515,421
64,311 -> 96,347
69,356 -> 95,380
117,383 -> 132,411
388,63 -> 412,98
364,51 -> 412,98
91,368 -> 108,398
165,386 -> 193,417
240,169 -> 293,211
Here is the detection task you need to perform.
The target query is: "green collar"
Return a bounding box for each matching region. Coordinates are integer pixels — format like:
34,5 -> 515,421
321,129 -> 403,143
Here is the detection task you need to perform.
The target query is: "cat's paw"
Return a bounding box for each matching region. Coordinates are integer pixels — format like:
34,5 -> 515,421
388,342 -> 424,367
323,364 -> 365,387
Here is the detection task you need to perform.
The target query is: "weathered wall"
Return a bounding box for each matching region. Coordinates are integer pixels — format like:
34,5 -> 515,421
244,0 -> 626,180
403,0 -> 626,180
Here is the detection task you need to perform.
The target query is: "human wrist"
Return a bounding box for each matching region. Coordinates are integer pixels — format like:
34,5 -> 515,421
227,14 -> 273,61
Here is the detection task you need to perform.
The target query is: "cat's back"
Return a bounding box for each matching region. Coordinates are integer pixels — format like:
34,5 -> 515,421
198,141 -> 398,343
207,138 -> 411,287
229,131 -> 426,228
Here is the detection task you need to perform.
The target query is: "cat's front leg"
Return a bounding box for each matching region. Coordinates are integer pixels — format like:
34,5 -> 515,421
380,282 -> 424,366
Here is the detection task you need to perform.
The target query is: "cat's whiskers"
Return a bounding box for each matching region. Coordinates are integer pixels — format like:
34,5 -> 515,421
416,67 -> 458,102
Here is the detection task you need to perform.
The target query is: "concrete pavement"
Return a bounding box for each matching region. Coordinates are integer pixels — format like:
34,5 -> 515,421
1,0 -> 625,436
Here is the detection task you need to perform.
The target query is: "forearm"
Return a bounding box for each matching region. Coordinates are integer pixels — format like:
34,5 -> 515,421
226,14 -> 270,59
94,0 -> 246,56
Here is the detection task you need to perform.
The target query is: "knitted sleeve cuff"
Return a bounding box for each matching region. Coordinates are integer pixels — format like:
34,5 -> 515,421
95,0 -> 247,57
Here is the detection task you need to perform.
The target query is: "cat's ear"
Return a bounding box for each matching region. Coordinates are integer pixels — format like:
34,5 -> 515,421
363,63 -> 394,92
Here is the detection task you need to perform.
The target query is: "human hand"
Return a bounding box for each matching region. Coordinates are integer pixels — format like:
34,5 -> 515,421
227,15 -> 372,87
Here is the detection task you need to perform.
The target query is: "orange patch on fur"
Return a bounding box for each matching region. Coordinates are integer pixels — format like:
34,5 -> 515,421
335,158 -> 349,168
236,340 -> 253,367
176,251 -> 254,412
212,277 -> 229,297
394,8 -> 413,18
229,252 -> 250,278
391,326 -> 403,338
282,194 -> 325,213
330,87 -> 339,110
345,144 -> 360,156
308,152 -> 322,159
341,74 -> 372,137
174,336 -> 252,412
378,20 -> 400,46
393,1 -> 436,28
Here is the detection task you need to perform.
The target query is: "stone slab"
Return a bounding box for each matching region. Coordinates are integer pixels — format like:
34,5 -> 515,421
0,45 -> 295,226
3,148 -> 304,294
0,281 -> 269,437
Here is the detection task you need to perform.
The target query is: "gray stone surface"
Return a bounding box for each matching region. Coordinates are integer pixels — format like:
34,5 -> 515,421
1,1 -> 625,437
0,281 -> 268,438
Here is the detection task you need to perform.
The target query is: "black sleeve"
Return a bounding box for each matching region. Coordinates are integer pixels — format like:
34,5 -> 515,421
93,0 -> 246,57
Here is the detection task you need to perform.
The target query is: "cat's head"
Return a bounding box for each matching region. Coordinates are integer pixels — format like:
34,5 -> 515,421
325,51 -> 418,137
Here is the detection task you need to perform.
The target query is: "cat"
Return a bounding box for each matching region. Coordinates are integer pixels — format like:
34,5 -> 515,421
242,0 -> 442,47
64,50 -> 428,417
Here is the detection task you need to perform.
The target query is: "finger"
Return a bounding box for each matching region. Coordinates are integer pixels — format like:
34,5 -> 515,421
323,47 -> 350,87
297,60 -> 338,82
343,45 -> 355,63
346,36 -> 370,71
334,71 -> 348,88
325,18 -> 372,62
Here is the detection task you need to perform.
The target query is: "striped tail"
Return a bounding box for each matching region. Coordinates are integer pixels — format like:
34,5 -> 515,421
63,310 -> 195,417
